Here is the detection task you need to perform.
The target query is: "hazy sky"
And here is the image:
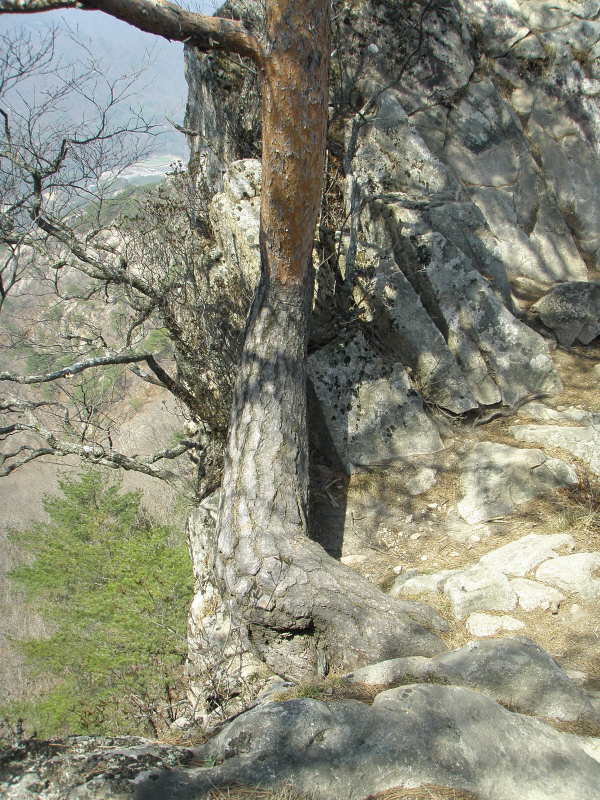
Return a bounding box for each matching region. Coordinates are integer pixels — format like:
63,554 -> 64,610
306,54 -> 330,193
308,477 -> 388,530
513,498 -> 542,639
0,2 -> 220,158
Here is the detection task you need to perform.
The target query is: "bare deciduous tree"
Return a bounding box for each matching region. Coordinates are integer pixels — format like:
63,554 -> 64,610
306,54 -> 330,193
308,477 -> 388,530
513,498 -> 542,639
0,28 -> 250,497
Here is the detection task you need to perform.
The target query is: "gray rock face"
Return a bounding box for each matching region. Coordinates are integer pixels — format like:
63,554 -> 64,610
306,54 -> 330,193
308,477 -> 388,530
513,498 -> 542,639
166,685 -> 600,800
0,736 -> 195,800
479,532 -> 575,577
457,441 -> 578,524
405,466 -> 438,496
208,158 -> 261,291
510,578 -> 566,612
307,330 -> 443,472
465,612 -> 525,636
348,86 -> 563,410
434,637 -> 600,724
345,636 -> 599,726
423,0 -> 593,283
512,423 -> 600,475
174,5 -> 600,793
392,569 -> 460,598
355,251 -> 478,414
412,231 -> 560,404
5,693 -> 599,800
183,46 -> 259,195
183,0 -> 600,473
533,282 -> 600,345
536,553 -> 600,600
443,564 -> 518,619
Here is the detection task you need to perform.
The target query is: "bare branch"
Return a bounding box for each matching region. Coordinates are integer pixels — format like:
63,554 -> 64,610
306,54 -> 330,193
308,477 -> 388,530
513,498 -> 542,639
0,444 -> 55,475
0,398 -> 203,495
144,354 -> 198,410
128,364 -> 164,388
0,0 -> 266,65
0,352 -> 151,384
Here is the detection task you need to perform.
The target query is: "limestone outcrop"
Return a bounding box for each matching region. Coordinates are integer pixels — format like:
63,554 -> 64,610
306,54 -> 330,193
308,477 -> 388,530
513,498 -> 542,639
151,0 -> 600,794
200,0 -> 600,469
5,639 -> 600,800
182,0 -> 600,728
190,0 -> 600,478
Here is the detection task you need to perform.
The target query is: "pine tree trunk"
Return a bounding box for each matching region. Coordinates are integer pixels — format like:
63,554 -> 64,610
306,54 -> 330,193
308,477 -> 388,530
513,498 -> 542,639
213,272 -> 446,681
207,0 -> 447,684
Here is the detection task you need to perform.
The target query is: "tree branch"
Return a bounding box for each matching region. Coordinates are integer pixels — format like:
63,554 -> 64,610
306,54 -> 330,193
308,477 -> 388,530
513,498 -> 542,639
0,348 -> 200,426
144,354 -> 198,411
0,0 -> 265,65
0,352 -> 151,384
0,405 -> 202,495
0,444 -> 55,475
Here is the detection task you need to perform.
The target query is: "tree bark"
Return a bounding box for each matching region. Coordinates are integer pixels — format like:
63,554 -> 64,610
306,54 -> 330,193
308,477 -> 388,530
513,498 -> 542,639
210,0 -> 446,682
213,273 -> 446,681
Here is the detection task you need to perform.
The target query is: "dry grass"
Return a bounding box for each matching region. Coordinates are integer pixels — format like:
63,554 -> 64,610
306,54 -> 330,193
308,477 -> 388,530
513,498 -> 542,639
366,786 -> 478,800
158,729 -> 212,748
272,678 -> 396,705
197,784 -> 317,800
507,470 -> 600,553
195,782 -> 479,800
497,699 -> 600,737
545,717 -> 600,737
271,671 -> 460,708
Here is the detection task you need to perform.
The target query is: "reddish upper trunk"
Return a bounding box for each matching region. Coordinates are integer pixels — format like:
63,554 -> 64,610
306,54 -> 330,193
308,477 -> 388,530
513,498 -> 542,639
260,0 -> 330,285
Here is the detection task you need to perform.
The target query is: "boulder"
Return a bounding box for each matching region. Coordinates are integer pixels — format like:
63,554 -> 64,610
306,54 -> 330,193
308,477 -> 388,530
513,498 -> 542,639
163,684 -> 600,800
533,282 -> 600,346
443,564 -> 517,619
536,553 -> 600,600
479,532 -> 575,577
518,403 -> 595,424
457,441 -> 578,524
307,330 -> 443,473
344,636 -> 599,726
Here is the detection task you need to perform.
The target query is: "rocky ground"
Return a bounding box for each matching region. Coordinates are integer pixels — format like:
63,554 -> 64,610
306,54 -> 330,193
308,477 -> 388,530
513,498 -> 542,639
312,332 -> 600,702
5,0 -> 600,793
3,301 -> 600,799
